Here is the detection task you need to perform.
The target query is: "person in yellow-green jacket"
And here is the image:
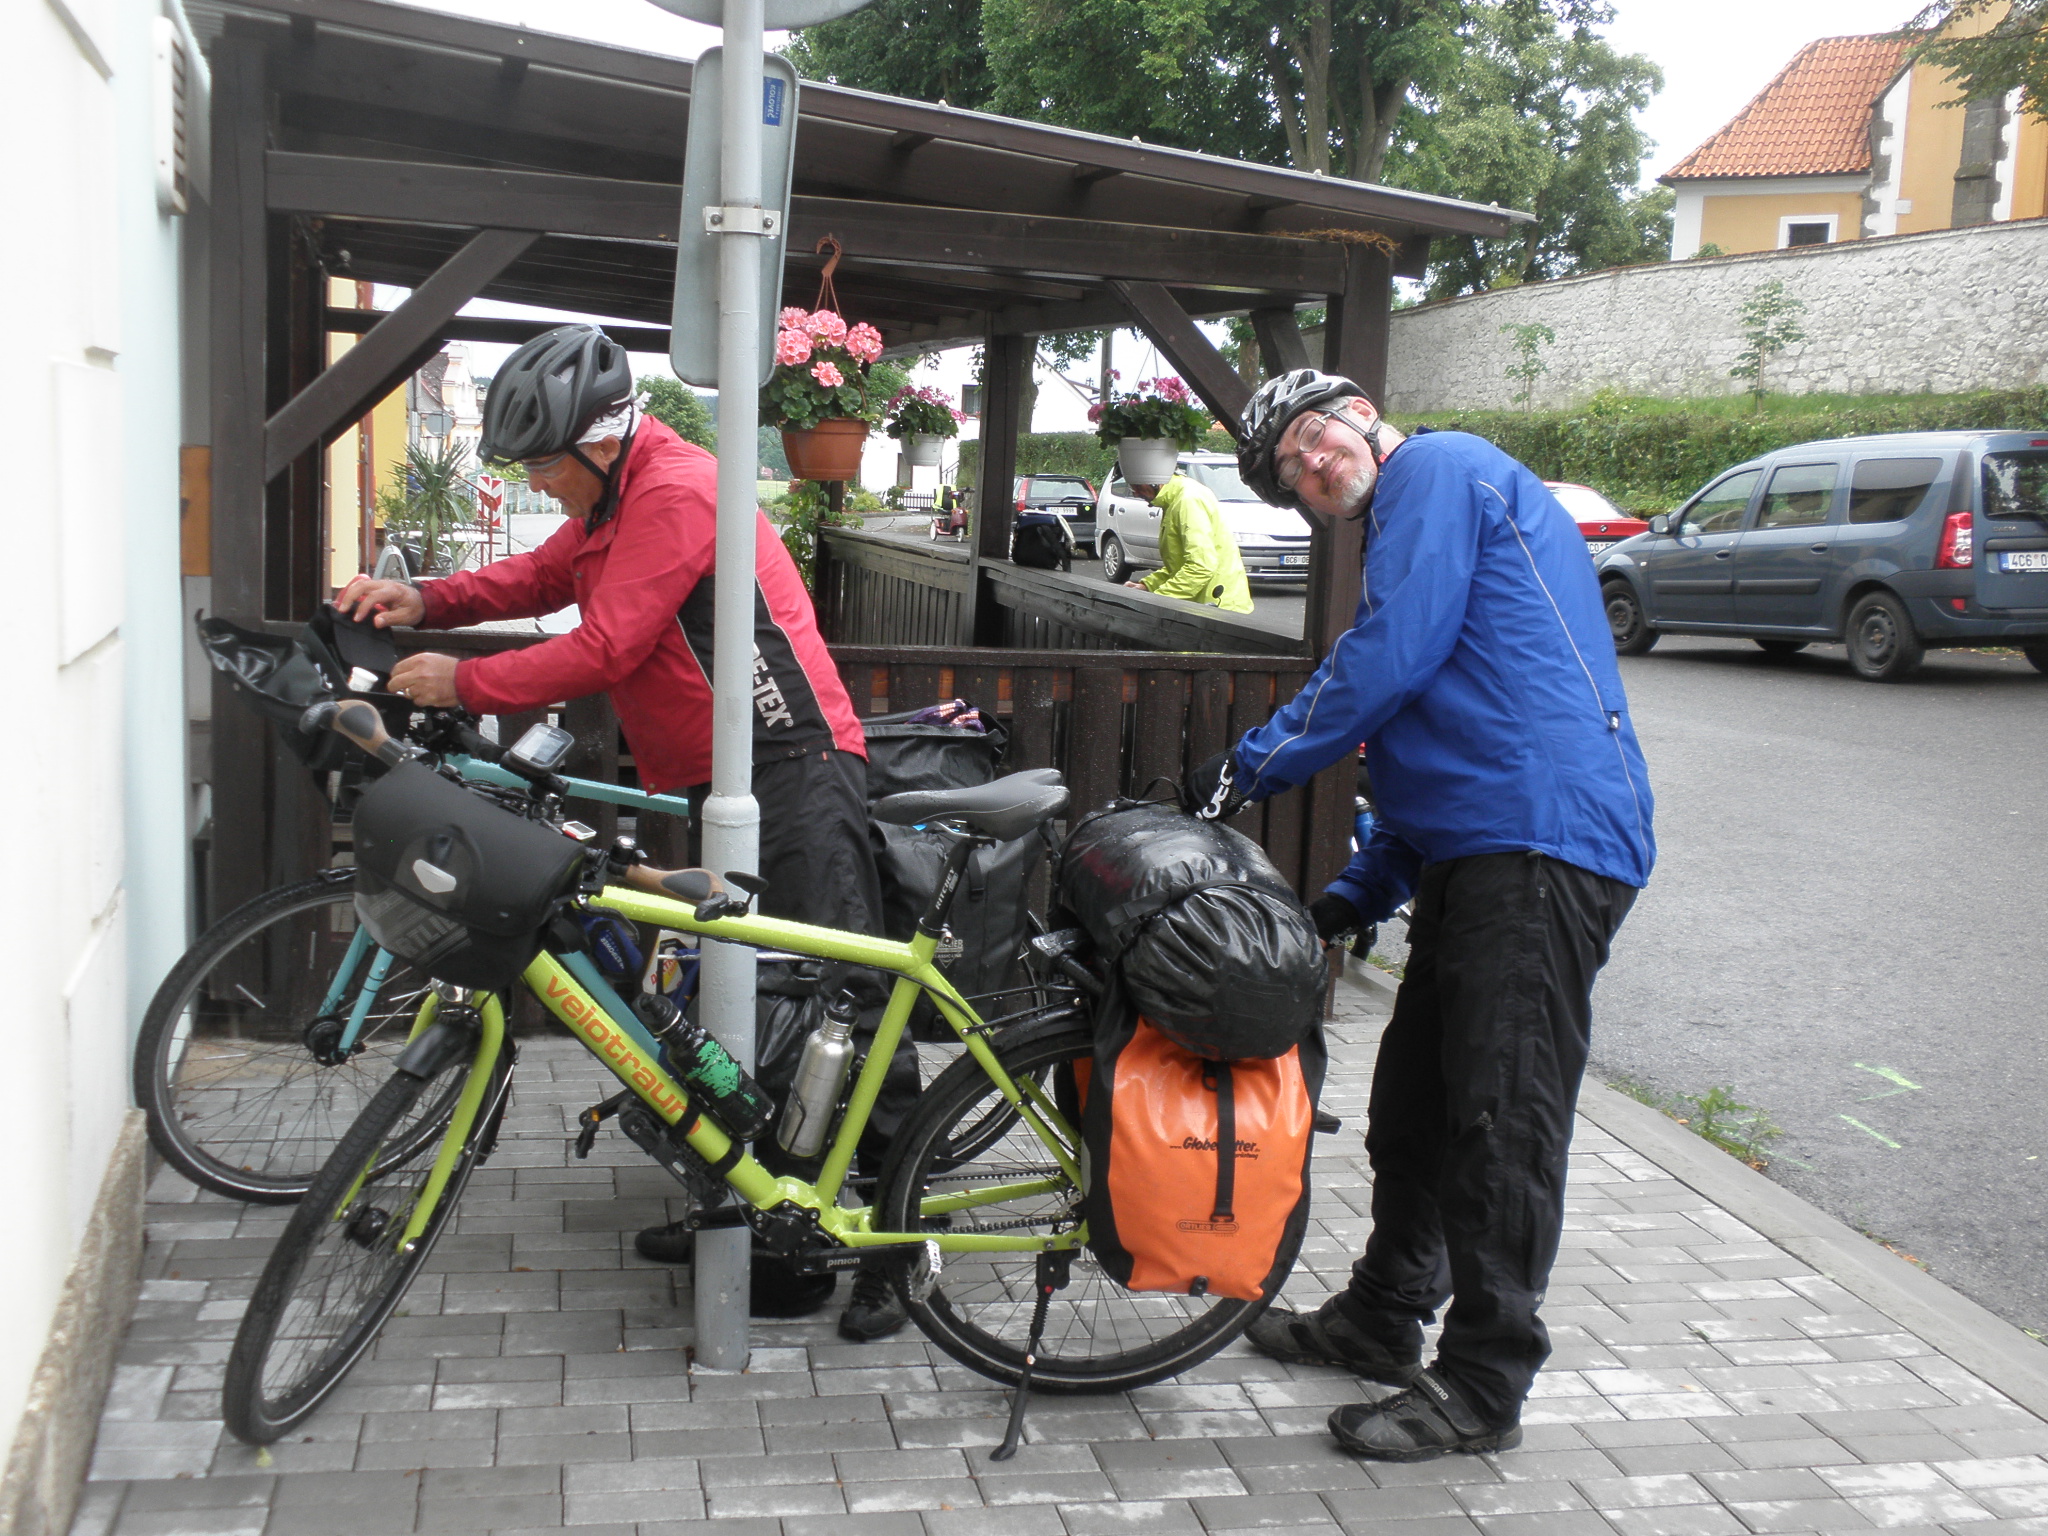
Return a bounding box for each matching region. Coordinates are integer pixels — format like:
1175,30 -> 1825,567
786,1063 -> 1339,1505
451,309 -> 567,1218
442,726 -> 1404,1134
1124,472 -> 1254,613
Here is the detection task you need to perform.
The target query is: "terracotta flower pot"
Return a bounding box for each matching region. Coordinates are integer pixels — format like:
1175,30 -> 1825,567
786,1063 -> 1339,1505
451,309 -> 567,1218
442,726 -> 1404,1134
783,418 -> 870,482
1117,437 -> 1179,483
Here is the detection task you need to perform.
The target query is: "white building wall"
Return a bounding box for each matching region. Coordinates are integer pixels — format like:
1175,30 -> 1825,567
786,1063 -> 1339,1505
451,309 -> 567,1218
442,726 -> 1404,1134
0,0 -> 191,1469
1384,218 -> 2048,414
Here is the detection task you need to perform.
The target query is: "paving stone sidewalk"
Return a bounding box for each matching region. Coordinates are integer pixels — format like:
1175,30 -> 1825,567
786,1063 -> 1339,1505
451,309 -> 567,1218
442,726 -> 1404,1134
74,979 -> 2048,1536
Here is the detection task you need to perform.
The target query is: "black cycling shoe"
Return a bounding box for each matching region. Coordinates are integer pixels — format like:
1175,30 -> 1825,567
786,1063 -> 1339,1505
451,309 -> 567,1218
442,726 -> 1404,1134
837,1259 -> 909,1342
1328,1368 -> 1522,1462
1244,1297 -> 1423,1386
633,1221 -> 695,1265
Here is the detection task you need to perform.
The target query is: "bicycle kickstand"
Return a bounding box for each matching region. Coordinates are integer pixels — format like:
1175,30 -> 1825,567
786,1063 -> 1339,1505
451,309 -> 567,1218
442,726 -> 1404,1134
991,1248 -> 1071,1462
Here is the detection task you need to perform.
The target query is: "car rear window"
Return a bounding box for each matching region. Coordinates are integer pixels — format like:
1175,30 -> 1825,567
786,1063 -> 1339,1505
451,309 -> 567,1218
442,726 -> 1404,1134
1983,451 -> 2048,521
1849,457 -> 1944,524
1026,476 -> 1091,498
1757,462 -> 1837,528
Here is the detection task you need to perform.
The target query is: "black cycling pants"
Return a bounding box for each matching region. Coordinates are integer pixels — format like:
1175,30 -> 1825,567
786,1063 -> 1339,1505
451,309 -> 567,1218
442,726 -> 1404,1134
1341,850 -> 1637,1425
682,748 -> 884,934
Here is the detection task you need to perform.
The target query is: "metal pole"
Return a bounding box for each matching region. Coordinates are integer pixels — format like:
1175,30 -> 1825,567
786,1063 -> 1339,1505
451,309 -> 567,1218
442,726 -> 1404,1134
695,0 -> 766,1371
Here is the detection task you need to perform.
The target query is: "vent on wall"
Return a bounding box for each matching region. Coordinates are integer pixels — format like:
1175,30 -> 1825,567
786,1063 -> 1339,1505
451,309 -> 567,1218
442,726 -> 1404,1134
154,15 -> 189,215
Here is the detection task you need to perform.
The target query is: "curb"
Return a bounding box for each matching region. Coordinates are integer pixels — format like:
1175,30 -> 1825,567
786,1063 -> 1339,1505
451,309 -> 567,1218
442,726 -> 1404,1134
1574,1083 -> 2048,1422
1330,970 -> 2048,1423
1340,950 -> 1401,1005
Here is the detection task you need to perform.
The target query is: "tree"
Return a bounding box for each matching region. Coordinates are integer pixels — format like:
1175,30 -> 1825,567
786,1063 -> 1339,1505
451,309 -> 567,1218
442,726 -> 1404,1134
636,375 -> 717,449
1904,1 -> 2048,123
1729,280 -> 1807,409
1391,2 -> 1668,296
380,439 -> 476,574
787,0 -> 996,109
1499,320 -> 1554,412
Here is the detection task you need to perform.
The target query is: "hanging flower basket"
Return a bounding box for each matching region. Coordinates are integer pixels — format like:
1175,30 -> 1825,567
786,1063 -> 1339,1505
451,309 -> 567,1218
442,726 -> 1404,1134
783,418 -> 871,482
1116,437 -> 1179,484
902,433 -> 944,468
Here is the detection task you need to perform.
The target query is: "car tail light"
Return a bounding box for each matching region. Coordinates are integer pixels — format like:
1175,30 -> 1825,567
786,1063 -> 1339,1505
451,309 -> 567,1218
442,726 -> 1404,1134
1015,496 -> 1028,513
1935,510 -> 1974,569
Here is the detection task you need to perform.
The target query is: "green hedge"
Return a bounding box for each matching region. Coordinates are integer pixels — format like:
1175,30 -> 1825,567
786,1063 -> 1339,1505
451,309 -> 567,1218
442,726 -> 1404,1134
955,428 -> 1239,486
1417,387 -> 2048,514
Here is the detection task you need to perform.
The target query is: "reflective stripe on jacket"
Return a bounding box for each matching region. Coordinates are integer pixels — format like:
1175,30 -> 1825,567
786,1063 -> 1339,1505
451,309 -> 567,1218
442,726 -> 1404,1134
1231,431 -> 1654,921
418,417 -> 864,793
1141,476 -> 1252,613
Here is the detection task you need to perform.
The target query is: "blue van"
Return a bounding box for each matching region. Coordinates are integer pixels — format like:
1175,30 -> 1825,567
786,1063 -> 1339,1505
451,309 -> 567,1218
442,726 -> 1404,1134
1596,431 -> 2048,681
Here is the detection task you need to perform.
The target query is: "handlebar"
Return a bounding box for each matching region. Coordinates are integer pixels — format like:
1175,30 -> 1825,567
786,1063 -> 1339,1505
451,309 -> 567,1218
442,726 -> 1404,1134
621,865 -> 723,902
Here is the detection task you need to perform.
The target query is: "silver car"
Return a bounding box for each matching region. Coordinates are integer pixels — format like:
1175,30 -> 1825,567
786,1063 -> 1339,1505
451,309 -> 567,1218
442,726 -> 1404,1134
1094,452 -> 1312,584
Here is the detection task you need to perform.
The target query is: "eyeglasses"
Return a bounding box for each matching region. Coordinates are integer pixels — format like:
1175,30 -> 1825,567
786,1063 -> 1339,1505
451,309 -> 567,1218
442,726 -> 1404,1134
522,450 -> 571,476
1274,411 -> 1344,493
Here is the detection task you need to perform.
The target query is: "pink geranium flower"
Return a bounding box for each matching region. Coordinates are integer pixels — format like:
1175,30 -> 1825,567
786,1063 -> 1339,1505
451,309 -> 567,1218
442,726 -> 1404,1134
810,360 -> 845,388
774,328 -> 812,366
1087,403 -> 1105,423
779,307 -> 808,330
845,323 -> 884,363
805,311 -> 849,346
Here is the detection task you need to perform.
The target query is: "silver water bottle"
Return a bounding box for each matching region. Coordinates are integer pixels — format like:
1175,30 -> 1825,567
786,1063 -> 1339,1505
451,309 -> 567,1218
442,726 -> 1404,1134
776,992 -> 860,1159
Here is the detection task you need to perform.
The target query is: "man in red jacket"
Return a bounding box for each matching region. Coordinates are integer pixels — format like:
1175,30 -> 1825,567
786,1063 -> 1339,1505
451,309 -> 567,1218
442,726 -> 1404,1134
336,325 -> 906,1340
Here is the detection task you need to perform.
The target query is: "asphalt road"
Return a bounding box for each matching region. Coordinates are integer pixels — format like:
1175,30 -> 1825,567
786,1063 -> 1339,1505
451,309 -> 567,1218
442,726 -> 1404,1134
1582,635 -> 2048,1334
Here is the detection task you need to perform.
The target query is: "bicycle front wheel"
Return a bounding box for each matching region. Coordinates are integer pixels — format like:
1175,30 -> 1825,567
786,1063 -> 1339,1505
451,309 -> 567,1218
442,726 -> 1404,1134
135,872 -> 453,1202
877,1018 -> 1278,1394
223,1042 -> 503,1445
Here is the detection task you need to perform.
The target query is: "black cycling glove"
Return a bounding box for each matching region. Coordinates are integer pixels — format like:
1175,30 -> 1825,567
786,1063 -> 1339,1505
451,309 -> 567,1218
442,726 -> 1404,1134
1308,892 -> 1365,945
1183,750 -> 1248,821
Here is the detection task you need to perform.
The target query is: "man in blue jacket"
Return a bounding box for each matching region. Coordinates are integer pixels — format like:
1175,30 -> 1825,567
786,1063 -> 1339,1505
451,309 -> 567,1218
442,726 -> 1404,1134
1185,370 -> 1654,1462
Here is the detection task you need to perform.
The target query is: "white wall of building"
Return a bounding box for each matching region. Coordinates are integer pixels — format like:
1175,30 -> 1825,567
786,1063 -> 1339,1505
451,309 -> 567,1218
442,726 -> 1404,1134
0,0 -> 192,1464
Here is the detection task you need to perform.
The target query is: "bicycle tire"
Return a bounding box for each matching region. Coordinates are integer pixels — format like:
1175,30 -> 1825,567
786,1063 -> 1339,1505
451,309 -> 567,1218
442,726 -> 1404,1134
134,872 -> 457,1202
223,1044 -> 504,1444
877,1017 -> 1283,1394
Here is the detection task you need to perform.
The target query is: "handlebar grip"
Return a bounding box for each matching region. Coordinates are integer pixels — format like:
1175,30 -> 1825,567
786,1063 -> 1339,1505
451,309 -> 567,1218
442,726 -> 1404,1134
331,700 -> 407,767
622,865 -> 723,903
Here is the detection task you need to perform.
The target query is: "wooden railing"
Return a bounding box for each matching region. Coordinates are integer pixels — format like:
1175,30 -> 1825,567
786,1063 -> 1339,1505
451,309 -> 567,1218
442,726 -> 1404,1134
377,631 -> 1355,903
816,526 -> 1303,657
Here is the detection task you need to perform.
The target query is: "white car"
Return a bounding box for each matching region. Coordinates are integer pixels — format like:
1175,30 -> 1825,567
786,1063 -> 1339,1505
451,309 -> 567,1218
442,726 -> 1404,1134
1094,453 -> 1312,584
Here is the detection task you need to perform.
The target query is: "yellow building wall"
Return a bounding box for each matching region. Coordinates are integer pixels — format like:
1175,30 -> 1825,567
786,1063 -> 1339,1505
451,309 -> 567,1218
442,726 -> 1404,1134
1897,58 -> 1971,233
2011,112 -> 2048,221
1698,191 -> 1867,255
325,283 -> 362,592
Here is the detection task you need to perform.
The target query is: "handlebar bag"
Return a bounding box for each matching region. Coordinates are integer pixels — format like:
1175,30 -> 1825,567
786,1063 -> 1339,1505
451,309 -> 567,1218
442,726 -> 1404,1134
350,761 -> 586,990
1056,801 -> 1325,1060
197,612 -> 408,773
1071,994 -> 1324,1301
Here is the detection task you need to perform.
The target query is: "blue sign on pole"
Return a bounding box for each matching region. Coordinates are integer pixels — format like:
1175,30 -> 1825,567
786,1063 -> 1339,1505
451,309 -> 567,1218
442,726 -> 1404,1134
762,77 -> 785,126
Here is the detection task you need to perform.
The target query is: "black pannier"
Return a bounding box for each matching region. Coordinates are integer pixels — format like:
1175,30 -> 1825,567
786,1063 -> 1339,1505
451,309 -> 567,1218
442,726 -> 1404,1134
1055,801 -> 1325,1060
351,762 -> 588,990
861,705 -> 1042,1041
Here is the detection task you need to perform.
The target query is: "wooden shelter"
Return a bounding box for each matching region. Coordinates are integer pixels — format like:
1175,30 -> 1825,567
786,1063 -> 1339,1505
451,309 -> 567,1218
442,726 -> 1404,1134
188,0 -> 1527,912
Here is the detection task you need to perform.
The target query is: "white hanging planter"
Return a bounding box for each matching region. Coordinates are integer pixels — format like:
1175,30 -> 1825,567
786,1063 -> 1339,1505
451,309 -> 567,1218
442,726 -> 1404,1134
1116,437 -> 1179,484
902,433 -> 944,468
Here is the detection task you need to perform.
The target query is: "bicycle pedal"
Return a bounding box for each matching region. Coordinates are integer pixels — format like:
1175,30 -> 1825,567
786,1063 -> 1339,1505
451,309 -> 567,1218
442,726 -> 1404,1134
573,1090 -> 635,1160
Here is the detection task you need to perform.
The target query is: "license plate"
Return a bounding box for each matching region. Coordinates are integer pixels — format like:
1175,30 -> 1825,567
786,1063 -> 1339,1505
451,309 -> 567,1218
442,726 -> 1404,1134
1584,541 -> 1617,554
2000,551 -> 2048,572
1281,554 -> 1309,567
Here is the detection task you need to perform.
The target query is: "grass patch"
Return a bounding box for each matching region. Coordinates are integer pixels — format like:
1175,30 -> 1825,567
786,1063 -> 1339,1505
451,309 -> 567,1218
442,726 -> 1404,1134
1608,1075 -> 1783,1170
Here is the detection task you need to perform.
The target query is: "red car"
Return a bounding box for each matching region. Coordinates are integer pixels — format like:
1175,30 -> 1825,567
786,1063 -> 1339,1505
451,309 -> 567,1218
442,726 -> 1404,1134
1545,481 -> 1649,555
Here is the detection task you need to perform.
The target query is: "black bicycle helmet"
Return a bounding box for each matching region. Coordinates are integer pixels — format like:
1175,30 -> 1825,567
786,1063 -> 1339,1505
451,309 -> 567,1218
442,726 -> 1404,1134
1236,367 -> 1369,510
478,323 -> 634,465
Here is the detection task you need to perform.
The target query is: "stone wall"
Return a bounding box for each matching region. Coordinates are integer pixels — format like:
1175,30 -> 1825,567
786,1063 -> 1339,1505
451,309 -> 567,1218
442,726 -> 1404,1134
1384,217 -> 2048,414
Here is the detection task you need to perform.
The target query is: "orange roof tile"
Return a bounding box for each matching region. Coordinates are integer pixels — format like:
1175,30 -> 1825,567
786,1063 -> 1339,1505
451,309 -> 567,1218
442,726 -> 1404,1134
1663,33 -> 1915,181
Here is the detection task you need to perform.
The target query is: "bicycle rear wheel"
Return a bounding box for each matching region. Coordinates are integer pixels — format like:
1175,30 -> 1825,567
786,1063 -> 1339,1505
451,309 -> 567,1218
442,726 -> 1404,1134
877,1018 -> 1280,1393
135,872 -> 455,1202
222,1042 -> 504,1444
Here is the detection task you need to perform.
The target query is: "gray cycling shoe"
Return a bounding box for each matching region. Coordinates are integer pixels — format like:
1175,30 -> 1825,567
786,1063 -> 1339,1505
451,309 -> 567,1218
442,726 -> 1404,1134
1328,1368 -> 1522,1461
1244,1297 -> 1422,1386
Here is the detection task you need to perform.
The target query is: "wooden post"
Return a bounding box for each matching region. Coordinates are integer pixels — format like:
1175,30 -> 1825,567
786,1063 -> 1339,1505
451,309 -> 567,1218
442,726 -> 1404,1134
207,35 -> 276,922
965,330 -> 1029,645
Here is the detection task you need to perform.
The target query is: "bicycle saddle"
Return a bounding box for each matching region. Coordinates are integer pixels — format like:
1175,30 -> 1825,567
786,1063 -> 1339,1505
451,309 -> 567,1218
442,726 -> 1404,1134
873,768 -> 1069,842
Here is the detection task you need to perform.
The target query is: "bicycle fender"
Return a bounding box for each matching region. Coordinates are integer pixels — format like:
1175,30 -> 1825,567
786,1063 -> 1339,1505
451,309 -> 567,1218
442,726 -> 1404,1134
395,1019 -> 476,1079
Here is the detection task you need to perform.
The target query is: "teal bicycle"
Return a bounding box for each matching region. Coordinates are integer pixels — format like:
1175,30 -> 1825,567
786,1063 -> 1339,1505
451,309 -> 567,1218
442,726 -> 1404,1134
135,708 -> 713,1203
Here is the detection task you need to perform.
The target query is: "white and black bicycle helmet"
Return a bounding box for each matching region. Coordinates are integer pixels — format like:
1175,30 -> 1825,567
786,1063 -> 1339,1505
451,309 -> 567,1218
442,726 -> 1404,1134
478,323 -> 634,466
1236,367 -> 1378,510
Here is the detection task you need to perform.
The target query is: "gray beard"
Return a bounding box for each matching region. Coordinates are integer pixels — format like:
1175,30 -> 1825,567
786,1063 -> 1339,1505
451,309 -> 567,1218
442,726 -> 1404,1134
1334,462 -> 1376,514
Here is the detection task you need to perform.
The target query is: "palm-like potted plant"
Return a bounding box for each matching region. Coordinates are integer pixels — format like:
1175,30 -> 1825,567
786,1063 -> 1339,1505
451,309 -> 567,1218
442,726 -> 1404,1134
883,385 -> 966,468
1090,376 -> 1211,483
760,308 -> 886,482
377,438 -> 477,574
